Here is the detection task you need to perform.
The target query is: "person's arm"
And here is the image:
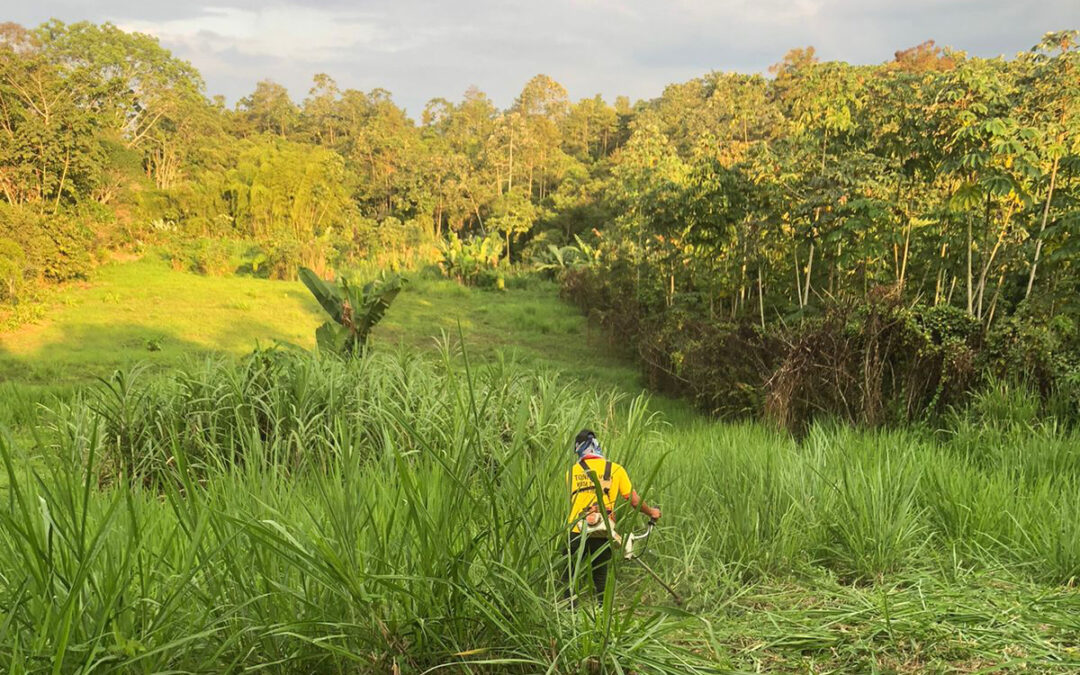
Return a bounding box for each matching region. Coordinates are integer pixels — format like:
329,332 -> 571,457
628,490 -> 661,520
617,466 -> 661,520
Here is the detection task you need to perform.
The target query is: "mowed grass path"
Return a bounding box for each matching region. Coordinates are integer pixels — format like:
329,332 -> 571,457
0,258 -> 641,390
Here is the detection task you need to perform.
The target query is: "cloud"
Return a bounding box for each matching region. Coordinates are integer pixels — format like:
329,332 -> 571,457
116,6 -> 396,63
8,0 -> 1080,115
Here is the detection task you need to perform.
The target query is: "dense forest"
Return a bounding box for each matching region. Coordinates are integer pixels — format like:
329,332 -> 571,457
2,21 -> 1078,425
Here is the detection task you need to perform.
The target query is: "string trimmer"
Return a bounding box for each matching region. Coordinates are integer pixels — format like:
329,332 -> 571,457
622,518 -> 683,606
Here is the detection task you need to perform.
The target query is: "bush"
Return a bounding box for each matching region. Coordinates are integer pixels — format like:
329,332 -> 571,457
42,215 -> 95,281
560,264 -> 1056,428
531,234 -> 601,281
981,312 -> 1080,415
190,237 -> 233,276
234,244 -> 269,277
265,237 -> 304,280
0,237 -> 26,302
437,231 -> 503,286
160,237 -> 241,277
0,204 -> 95,282
520,228 -> 566,266
650,314 -> 777,418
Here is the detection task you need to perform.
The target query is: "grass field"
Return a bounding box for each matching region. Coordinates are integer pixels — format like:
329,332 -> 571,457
0,259 -> 649,427
2,259 -> 1080,673
0,259 -> 637,386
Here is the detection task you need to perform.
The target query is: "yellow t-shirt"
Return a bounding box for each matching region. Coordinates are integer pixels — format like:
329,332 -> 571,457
566,457 -> 633,532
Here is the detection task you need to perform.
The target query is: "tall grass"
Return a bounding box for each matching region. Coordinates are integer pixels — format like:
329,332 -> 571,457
0,382 -> 73,429
3,347 -> 1080,671
0,346 -> 711,672
655,417 -> 1080,588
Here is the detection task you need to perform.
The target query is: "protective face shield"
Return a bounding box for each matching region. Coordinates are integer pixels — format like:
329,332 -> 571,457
575,434 -> 601,458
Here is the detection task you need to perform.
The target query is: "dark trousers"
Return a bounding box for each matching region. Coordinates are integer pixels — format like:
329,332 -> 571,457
563,532 -> 612,600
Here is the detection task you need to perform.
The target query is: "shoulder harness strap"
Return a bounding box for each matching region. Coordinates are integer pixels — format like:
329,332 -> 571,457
570,458 -> 613,498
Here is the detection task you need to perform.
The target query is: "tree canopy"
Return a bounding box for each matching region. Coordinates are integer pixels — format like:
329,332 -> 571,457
1,20 -> 1077,338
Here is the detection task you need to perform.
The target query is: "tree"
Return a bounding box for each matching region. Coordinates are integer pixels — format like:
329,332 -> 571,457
37,20 -> 204,151
562,95 -> 618,161
303,73 -> 342,146
938,56 -> 1035,320
511,75 -> 570,201
1020,31 -> 1080,300
238,80 -> 298,138
343,89 -> 424,219
892,40 -> 956,73
0,23 -> 102,209
488,189 -> 537,261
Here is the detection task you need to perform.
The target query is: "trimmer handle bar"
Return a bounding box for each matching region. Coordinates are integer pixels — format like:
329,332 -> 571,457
623,518 -> 657,560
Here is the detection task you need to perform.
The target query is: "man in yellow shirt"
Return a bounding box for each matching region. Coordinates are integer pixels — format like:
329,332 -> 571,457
564,429 -> 661,602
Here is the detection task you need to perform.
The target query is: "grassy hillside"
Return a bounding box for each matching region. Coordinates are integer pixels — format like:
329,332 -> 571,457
0,258 -> 652,429
1,260 -> 320,382
0,259 -> 636,385
4,259 -> 1080,672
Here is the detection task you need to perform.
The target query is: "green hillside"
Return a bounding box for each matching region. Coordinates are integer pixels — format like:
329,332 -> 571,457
2,260 -> 1080,672
0,258 -> 638,388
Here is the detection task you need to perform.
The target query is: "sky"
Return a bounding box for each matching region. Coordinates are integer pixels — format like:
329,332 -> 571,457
4,1 -> 1079,116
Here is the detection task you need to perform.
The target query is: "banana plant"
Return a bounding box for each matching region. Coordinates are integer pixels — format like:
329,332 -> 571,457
533,236 -> 600,277
573,235 -> 602,267
299,267 -> 405,357
437,232 -> 503,285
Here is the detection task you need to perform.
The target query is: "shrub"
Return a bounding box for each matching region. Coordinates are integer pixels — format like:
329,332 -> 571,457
0,205 -> 94,282
234,244 -> 269,277
437,232 -> 503,286
981,312 -> 1080,415
266,237 -> 304,280
519,228 -> 566,264
761,297 -> 986,429
531,234 -> 602,280
299,267 -> 405,357
0,238 -> 26,302
560,264 -> 1033,428
190,237 -> 234,276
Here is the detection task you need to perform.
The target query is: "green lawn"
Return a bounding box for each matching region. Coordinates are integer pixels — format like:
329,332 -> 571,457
2,260 -> 315,382
0,258 -> 645,398
0,256 -> 669,483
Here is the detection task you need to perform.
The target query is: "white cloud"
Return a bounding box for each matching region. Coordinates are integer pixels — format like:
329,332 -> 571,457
13,0 -> 1080,114
115,5 -> 417,63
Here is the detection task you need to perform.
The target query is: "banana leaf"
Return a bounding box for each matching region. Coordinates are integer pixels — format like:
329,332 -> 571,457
299,268 -> 343,324
357,275 -> 404,334
315,321 -> 355,356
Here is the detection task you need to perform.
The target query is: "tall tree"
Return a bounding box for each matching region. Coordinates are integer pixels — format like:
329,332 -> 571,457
238,80 -> 298,138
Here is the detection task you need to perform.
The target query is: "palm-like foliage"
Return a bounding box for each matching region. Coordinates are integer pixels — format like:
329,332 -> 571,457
533,235 -> 601,277
436,231 -> 503,285
299,267 -> 404,357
